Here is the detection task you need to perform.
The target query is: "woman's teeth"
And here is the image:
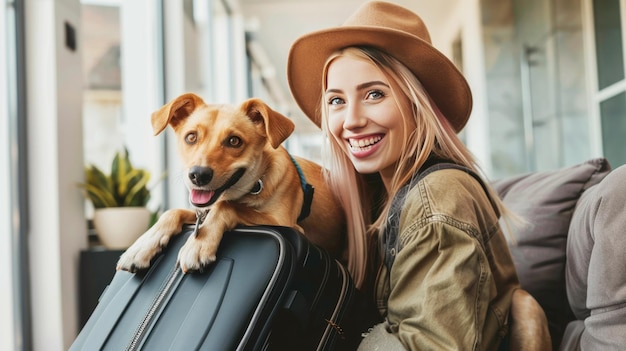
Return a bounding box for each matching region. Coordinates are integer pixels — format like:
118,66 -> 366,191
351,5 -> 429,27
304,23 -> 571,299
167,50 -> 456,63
349,136 -> 382,150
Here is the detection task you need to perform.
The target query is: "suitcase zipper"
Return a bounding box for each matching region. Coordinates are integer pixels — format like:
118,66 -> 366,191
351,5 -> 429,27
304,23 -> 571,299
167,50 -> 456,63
317,261 -> 353,351
126,266 -> 183,351
126,213 -> 205,351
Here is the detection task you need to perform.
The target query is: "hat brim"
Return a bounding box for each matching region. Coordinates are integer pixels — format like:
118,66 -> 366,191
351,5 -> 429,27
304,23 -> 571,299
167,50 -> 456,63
287,26 -> 472,132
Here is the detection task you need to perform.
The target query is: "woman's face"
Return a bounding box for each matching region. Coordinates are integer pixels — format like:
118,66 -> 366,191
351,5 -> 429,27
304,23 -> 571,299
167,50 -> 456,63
325,55 -> 411,182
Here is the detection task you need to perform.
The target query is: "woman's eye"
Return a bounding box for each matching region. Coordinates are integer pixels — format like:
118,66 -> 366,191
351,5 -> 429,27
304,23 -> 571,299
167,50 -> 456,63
328,96 -> 344,105
226,136 -> 242,148
367,90 -> 385,100
185,132 -> 197,145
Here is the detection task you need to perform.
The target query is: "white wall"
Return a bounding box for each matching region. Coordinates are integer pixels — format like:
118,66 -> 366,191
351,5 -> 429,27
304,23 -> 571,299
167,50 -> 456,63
437,0 -> 493,176
162,0 -> 190,210
26,0 -> 86,349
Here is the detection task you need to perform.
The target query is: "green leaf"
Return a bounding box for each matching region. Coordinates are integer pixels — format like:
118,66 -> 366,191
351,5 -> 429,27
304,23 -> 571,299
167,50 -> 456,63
123,170 -> 151,206
78,147 -> 157,209
86,165 -> 112,193
79,183 -> 117,208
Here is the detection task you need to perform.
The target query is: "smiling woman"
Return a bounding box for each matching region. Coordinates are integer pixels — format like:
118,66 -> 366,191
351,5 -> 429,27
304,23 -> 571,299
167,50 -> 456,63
285,2 -> 527,349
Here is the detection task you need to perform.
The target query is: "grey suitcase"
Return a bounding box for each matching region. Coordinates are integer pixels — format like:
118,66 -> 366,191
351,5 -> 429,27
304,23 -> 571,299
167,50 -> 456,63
70,225 -> 377,350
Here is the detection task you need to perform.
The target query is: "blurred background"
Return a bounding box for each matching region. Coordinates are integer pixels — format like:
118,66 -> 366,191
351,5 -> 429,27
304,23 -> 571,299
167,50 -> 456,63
1,0 -> 624,349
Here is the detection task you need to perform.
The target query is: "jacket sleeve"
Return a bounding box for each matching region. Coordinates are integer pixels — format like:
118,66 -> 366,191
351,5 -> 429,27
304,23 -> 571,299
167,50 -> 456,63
387,220 -> 494,350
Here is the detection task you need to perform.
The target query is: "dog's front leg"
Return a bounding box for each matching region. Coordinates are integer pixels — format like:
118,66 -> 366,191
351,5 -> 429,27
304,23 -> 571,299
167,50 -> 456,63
117,208 -> 197,272
177,204 -> 238,273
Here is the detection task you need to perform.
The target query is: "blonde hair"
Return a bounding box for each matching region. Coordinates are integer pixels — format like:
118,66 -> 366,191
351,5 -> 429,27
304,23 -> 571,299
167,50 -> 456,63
319,47 -> 511,289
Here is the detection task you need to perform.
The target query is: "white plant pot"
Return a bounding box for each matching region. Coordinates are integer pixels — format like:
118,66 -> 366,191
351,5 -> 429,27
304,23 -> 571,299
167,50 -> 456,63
93,207 -> 151,250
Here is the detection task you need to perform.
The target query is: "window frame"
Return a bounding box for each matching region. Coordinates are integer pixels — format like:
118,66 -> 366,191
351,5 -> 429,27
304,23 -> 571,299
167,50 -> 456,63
1,0 -> 32,349
583,0 -> 626,158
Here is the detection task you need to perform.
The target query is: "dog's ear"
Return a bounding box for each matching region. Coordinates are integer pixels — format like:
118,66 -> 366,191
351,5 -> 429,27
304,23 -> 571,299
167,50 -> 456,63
151,93 -> 205,135
241,98 -> 295,149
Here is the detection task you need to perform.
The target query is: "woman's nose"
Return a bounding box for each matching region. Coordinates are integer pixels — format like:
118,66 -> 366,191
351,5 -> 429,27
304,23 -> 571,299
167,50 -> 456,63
343,103 -> 367,130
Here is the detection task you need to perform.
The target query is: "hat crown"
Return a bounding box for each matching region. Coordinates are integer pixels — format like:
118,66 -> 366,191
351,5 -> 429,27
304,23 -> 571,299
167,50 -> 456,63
343,1 -> 432,44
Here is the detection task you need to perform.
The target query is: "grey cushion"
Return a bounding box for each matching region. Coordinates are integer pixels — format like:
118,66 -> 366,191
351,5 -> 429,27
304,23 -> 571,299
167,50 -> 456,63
492,158 -> 611,348
565,164 -> 626,350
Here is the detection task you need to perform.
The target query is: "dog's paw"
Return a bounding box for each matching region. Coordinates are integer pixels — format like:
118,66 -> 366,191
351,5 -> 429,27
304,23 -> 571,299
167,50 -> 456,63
116,228 -> 171,272
177,234 -> 219,273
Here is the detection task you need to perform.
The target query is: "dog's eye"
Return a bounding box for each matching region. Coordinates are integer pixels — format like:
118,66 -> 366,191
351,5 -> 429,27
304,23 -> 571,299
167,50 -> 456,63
226,136 -> 242,148
185,132 -> 197,145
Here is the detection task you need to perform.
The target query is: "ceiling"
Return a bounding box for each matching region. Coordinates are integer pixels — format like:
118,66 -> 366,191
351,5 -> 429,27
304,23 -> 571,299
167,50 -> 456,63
237,0 -> 459,131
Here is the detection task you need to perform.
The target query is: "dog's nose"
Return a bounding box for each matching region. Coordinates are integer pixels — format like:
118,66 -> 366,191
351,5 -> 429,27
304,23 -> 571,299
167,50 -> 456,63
189,166 -> 213,186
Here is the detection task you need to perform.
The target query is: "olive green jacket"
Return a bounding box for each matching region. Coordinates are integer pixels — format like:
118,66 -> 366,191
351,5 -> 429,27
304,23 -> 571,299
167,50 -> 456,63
372,168 -> 520,350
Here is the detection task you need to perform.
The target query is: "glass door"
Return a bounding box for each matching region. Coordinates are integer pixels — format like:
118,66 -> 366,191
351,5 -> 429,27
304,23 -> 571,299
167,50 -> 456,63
587,0 -> 626,166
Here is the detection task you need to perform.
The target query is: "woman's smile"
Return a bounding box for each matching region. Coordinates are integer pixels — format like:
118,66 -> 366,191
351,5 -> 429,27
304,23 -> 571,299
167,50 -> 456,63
347,134 -> 384,157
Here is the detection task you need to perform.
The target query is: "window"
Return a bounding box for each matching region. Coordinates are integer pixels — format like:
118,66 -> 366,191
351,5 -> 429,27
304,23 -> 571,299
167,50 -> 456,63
599,92 -> 626,163
587,0 -> 626,166
593,0 -> 624,89
1,0 -> 29,349
81,0 -> 165,238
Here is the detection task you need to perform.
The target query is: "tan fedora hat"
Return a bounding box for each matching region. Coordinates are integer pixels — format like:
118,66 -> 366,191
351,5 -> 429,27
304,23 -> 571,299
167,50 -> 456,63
287,1 -> 472,132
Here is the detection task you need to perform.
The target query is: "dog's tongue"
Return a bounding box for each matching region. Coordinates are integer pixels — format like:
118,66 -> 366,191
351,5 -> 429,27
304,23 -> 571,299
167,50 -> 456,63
190,189 -> 215,206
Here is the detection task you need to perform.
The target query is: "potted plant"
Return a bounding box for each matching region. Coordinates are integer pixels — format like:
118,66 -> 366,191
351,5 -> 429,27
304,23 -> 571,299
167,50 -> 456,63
80,148 -> 154,249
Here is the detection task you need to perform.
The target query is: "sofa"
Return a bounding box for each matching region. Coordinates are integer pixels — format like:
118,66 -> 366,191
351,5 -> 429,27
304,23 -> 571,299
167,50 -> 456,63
492,157 -> 625,350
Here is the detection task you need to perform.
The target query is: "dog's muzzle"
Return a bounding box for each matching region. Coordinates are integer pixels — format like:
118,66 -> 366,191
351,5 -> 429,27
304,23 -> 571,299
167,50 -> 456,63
188,167 -> 246,207
189,166 -> 213,186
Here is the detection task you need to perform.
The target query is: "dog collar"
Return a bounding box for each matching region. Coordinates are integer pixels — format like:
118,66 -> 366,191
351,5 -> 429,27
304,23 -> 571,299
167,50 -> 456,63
249,179 -> 263,195
288,154 -> 314,222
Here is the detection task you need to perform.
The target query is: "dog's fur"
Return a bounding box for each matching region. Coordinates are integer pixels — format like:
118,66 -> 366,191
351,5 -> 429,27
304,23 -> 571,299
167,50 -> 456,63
117,93 -> 346,273
510,288 -> 552,350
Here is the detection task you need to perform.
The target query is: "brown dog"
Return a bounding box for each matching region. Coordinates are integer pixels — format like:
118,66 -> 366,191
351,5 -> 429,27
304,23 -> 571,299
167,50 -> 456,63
117,93 -> 346,273
510,288 -> 552,350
